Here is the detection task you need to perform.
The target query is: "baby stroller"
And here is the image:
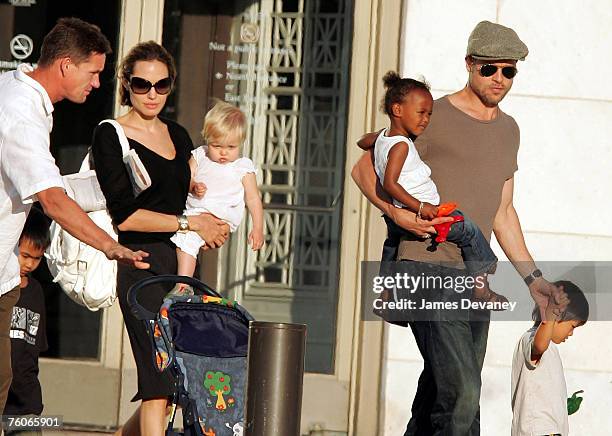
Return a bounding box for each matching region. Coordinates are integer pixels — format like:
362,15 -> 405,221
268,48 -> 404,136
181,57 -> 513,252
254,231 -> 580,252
127,275 -> 254,436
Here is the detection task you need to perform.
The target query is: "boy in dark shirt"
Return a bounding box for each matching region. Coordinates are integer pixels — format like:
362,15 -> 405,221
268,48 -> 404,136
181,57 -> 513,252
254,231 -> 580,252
3,208 -> 50,435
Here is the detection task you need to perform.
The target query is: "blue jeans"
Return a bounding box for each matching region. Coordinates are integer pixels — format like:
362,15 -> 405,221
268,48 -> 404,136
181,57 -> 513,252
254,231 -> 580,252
405,308 -> 489,434
381,215 -> 404,262
380,218 -> 490,435
436,210 -> 497,276
381,212 -> 497,275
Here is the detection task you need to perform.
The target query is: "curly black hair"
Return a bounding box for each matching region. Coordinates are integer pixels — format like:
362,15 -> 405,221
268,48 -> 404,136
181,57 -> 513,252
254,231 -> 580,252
380,71 -> 431,116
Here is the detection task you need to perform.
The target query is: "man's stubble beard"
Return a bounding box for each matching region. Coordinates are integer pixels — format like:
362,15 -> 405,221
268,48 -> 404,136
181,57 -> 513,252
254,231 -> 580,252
472,82 -> 512,108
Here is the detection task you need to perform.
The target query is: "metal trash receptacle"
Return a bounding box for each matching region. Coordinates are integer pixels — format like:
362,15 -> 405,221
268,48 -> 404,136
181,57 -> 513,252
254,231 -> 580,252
244,321 -> 307,436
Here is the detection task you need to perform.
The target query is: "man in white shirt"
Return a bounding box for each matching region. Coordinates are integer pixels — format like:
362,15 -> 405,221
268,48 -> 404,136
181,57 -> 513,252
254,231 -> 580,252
0,17 -> 150,411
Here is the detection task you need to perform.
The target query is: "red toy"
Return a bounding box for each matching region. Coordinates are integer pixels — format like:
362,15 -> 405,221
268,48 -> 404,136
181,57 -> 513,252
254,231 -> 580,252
432,202 -> 463,243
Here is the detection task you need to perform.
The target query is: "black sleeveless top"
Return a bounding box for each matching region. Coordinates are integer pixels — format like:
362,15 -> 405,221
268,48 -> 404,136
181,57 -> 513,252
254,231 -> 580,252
91,118 -> 192,245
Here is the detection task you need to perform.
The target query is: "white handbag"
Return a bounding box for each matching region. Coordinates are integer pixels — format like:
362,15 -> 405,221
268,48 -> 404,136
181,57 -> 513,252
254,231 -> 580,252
106,119 -> 152,196
61,120 -> 152,208
46,208 -> 118,310
45,120 -> 151,311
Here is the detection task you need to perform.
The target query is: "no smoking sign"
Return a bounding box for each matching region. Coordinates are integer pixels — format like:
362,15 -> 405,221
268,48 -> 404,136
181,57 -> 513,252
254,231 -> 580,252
10,34 -> 34,60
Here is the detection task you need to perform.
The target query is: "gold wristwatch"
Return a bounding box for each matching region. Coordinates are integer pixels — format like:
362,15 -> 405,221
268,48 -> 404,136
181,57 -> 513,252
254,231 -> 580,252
177,215 -> 190,233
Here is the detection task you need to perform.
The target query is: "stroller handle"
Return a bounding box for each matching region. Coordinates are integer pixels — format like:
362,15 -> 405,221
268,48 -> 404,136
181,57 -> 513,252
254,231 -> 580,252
127,274 -> 222,321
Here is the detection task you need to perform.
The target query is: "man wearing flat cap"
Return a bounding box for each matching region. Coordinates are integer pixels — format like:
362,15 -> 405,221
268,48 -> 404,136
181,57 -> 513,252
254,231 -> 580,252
352,21 -> 563,434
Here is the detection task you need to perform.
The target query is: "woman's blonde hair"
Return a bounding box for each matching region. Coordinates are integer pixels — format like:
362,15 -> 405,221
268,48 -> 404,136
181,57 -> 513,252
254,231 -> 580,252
202,100 -> 247,145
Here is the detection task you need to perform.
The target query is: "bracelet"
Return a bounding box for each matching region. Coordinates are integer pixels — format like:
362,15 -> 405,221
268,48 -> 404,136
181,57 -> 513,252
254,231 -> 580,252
416,202 -> 424,221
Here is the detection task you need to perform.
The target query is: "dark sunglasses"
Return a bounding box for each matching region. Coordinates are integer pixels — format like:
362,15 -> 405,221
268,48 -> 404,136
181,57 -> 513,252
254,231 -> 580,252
477,64 -> 518,79
129,76 -> 173,95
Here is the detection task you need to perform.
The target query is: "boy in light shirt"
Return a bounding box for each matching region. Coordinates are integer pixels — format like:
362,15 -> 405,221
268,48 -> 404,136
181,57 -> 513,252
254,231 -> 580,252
511,281 -> 589,436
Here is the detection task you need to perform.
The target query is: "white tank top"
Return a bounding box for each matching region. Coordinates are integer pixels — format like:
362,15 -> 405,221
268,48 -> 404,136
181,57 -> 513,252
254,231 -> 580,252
374,129 -> 440,207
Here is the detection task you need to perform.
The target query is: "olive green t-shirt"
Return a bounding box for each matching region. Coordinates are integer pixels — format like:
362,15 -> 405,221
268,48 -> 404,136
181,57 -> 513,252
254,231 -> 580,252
397,95 -> 520,265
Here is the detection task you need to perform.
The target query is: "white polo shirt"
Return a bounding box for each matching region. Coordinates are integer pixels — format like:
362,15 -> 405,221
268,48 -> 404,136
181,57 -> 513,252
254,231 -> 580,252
0,64 -> 64,295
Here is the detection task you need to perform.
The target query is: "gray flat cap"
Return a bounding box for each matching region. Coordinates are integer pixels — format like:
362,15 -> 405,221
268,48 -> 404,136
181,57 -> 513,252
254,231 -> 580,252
466,21 -> 528,61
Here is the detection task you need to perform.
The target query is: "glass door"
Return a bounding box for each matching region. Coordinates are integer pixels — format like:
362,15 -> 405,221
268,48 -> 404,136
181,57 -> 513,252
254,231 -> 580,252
162,0 -> 354,433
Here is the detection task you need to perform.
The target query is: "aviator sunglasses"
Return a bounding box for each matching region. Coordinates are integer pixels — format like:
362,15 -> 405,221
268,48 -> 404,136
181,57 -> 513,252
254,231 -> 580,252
477,64 -> 518,79
129,76 -> 173,95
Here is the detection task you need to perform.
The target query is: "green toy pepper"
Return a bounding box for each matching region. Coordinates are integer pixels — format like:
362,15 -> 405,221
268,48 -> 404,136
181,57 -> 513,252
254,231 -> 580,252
567,390 -> 584,415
